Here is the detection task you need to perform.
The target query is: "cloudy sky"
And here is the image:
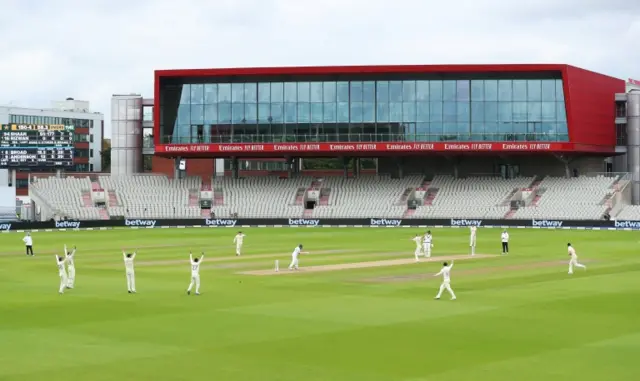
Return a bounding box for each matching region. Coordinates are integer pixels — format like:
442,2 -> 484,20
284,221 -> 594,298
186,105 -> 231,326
0,0 -> 638,137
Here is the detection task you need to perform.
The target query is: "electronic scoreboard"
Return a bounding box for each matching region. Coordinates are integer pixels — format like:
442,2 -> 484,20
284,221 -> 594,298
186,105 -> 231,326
0,124 -> 74,168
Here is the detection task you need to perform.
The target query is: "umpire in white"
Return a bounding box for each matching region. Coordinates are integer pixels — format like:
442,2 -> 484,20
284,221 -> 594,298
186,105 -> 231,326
500,229 -> 509,255
23,232 -> 34,256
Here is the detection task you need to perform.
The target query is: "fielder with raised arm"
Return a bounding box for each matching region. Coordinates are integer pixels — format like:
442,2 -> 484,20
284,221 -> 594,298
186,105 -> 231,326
233,231 -> 246,256
288,244 -> 309,270
64,245 -> 77,289
187,251 -> 204,295
469,226 -> 477,256
123,249 -> 137,294
423,231 -> 433,258
434,260 -> 456,300
55,254 -> 68,294
567,243 -> 587,274
412,234 -> 423,262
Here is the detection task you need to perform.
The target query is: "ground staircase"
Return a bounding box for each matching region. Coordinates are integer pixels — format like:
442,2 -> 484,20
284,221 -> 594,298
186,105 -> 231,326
302,209 -> 314,217
423,189 -> 439,206
213,188 -> 224,205
403,209 -> 416,218
500,188 -> 519,206
319,188 -> 331,205
503,209 -> 517,219
530,195 -> 542,206
107,191 -> 119,207
295,188 -> 306,205
201,209 -> 211,217
188,190 -> 199,207
81,192 -> 93,207
397,188 -> 413,205
98,208 -> 110,220
529,177 -> 544,189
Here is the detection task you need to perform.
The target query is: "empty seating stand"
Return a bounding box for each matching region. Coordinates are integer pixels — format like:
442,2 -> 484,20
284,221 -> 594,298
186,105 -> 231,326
513,175 -> 616,220
30,176 -> 104,220
99,175 -> 202,218
312,175 -> 422,218
211,176 -> 310,218
411,175 -> 535,219
31,173 -> 631,221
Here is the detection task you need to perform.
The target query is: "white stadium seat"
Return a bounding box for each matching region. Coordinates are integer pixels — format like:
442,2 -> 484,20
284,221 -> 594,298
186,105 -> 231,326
512,176 -> 615,220
99,175 -> 202,218
30,176 -> 104,220
311,175 -> 422,218
411,175 -> 534,219
30,173 -> 632,221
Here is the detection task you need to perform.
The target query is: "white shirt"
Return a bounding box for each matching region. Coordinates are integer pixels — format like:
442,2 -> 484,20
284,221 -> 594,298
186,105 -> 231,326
123,252 -> 136,272
56,256 -> 67,275
423,234 -> 432,244
470,227 -> 477,237
234,234 -> 245,245
501,232 -> 509,243
436,263 -> 453,283
292,246 -> 301,259
412,236 -> 422,249
190,254 -> 203,276
23,236 -> 33,246
568,246 -> 577,259
66,250 -> 76,268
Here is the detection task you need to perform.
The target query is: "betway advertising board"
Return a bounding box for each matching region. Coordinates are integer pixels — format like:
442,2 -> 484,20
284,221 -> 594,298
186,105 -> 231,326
3,218 -> 640,231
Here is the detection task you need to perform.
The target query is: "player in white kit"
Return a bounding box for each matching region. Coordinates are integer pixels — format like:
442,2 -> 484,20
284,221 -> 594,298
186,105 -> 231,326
412,234 -> 423,262
423,231 -> 433,258
187,251 -> 204,295
123,249 -> 137,294
567,243 -> 586,274
55,254 -> 68,294
233,231 -> 246,256
64,245 -> 77,289
469,226 -> 477,255
434,260 -> 456,300
288,244 -> 309,270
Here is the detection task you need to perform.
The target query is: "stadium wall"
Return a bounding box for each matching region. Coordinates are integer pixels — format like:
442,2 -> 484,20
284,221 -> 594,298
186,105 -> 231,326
151,156 -> 215,180
564,66 -> 624,148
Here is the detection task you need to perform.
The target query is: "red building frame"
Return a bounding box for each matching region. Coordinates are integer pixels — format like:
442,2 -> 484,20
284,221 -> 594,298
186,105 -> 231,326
154,64 -> 624,156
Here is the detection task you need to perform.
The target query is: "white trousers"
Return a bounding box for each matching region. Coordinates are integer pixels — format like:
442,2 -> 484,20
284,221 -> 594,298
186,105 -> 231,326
126,271 -> 136,292
187,274 -> 201,293
289,256 -> 299,269
414,248 -> 422,260
236,244 -> 242,255
436,280 -> 456,299
423,243 -> 432,257
568,258 -> 586,274
67,266 -> 75,288
59,272 -> 68,293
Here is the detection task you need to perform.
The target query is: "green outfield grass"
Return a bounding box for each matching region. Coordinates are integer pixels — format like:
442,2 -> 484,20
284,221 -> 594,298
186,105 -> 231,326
0,226 -> 638,381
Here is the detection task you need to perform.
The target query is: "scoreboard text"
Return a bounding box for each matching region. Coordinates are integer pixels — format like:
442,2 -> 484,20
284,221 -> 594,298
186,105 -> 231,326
0,124 -> 74,168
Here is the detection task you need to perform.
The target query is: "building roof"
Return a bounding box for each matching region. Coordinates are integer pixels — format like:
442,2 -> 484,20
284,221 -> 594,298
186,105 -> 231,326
155,64 -> 620,80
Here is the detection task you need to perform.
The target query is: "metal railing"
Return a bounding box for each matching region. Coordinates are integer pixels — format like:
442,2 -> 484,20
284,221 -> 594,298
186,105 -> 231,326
158,133 -> 570,145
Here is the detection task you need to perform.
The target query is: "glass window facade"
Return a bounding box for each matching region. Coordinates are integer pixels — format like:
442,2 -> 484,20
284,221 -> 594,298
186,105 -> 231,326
160,78 -> 568,144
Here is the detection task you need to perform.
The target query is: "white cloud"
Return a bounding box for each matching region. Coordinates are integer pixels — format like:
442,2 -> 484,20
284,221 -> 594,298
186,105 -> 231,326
0,0 -> 638,137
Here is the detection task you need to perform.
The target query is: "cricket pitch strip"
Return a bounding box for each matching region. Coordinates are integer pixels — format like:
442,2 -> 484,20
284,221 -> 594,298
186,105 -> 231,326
238,254 -> 497,276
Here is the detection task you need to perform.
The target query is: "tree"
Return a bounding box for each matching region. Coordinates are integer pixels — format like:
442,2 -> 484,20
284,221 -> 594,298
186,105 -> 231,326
100,139 -> 111,171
